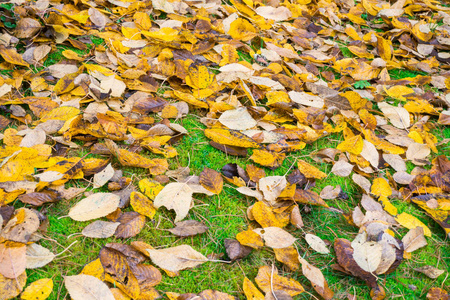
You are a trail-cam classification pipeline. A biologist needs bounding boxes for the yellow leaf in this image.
[139,179,163,200]
[255,265,304,296]
[39,106,81,123]
[385,85,415,101]
[173,90,209,108]
[395,212,432,237]
[274,246,300,271]
[297,160,326,179]
[160,105,178,119]
[21,278,53,300]
[219,44,239,66]
[185,64,214,90]
[340,91,367,111]
[371,178,392,197]
[266,91,290,106]
[379,196,398,216]
[62,49,84,61]
[229,18,257,41]
[236,230,264,249]
[141,27,179,42]
[3,128,23,146]
[376,36,393,61]
[130,191,157,219]
[337,135,364,155]
[80,258,105,280]
[252,201,289,228]
[84,63,115,77]
[0,45,29,67]
[205,128,261,148]
[243,278,264,300]
[133,11,152,30]
[250,149,286,169]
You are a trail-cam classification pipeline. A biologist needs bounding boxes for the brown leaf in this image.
[224,239,252,261]
[15,18,41,38]
[199,168,223,195]
[426,287,449,300]
[18,190,61,206]
[299,257,334,300]
[168,220,208,237]
[115,212,146,239]
[414,265,445,279]
[82,221,121,239]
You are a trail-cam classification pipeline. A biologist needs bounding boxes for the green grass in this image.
[21,113,450,300]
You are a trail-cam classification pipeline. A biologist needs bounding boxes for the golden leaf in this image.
[0,45,29,67]
[21,278,53,300]
[371,178,392,197]
[395,212,432,237]
[297,160,326,179]
[252,201,289,228]
[130,192,157,219]
[250,149,285,169]
[139,179,163,200]
[80,259,105,281]
[229,18,257,41]
[385,86,414,101]
[199,167,223,194]
[337,135,364,155]
[186,66,215,91]
[255,265,304,296]
[205,128,260,148]
[236,230,264,249]
[243,277,264,300]
[274,246,300,271]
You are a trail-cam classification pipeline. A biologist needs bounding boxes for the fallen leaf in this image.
[167,220,208,237]
[199,168,223,195]
[21,278,53,300]
[82,221,121,239]
[414,265,445,279]
[147,245,208,273]
[255,265,304,296]
[402,227,428,253]
[65,274,115,300]
[153,182,193,222]
[69,193,120,221]
[254,227,296,249]
[26,243,56,269]
[305,234,330,254]
[224,239,252,261]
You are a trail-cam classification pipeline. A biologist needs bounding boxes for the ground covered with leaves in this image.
[0,0,450,299]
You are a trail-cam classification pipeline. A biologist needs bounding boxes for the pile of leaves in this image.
[0,0,450,298]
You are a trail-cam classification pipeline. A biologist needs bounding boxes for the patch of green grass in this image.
[90,35,105,46]
[388,69,427,80]
[339,46,355,58]
[238,50,253,64]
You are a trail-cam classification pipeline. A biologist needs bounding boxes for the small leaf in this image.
[167,220,208,237]
[199,168,223,195]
